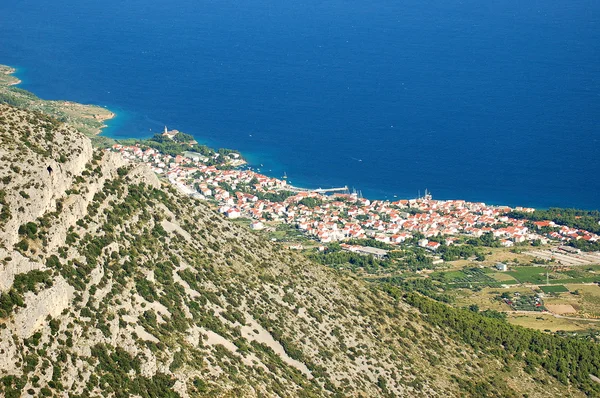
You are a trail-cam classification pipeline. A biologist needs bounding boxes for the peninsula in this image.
[0,65,114,140]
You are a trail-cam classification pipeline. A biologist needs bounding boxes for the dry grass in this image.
[545,304,577,314]
[453,284,600,332]
[566,284,600,317]
[444,259,472,269]
[507,313,600,332]
[539,284,600,319]
[483,247,540,265]
[491,272,518,282]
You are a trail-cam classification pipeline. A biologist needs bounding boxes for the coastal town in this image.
[107,130,600,255]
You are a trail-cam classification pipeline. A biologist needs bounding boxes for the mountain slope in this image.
[0,104,580,397]
[0,65,114,142]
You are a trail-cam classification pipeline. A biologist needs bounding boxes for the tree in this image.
[172,132,194,143]
[18,222,37,239]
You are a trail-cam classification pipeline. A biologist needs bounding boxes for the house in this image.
[445,237,458,246]
[390,234,407,244]
[426,241,441,251]
[533,221,556,229]
[341,244,388,259]
[250,221,264,230]
[218,205,231,214]
[374,234,390,244]
[513,234,526,243]
[226,208,241,219]
[496,262,508,272]
[558,245,580,254]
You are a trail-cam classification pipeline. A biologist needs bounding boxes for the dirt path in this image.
[506,310,600,322]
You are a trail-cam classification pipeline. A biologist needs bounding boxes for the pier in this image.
[284,185,350,194]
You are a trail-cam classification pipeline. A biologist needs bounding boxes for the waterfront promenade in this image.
[284,185,349,194]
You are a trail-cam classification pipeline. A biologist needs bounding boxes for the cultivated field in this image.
[545,304,577,315]
[540,285,569,294]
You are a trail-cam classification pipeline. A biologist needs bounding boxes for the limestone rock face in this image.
[0,105,92,248]
[0,251,43,291]
[13,276,75,338]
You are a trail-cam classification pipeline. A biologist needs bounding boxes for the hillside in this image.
[0,103,589,397]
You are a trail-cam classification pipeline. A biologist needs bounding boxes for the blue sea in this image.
[1,0,599,209]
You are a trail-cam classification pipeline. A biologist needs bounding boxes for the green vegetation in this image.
[90,344,180,397]
[0,189,10,225]
[310,241,436,275]
[568,238,600,252]
[0,66,114,140]
[509,207,600,234]
[0,270,52,318]
[540,285,569,294]
[506,294,545,312]
[431,267,502,289]
[507,266,600,285]
[119,133,198,157]
[309,249,393,273]
[507,266,551,284]
[18,222,38,239]
[438,244,485,261]
[118,133,241,165]
[386,287,600,395]
[373,276,454,303]
[345,238,396,250]
[1,97,597,397]
[465,232,501,248]
[297,197,323,208]
[267,223,307,242]
[255,190,296,203]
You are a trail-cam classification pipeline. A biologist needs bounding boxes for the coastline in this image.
[108,141,600,252]
[1,61,597,211]
[0,63,115,138]
[0,65,21,86]
[1,66,21,86]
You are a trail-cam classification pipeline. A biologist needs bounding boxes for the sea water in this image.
[1,0,598,208]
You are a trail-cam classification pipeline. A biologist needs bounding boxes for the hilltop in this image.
[0,102,597,397]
